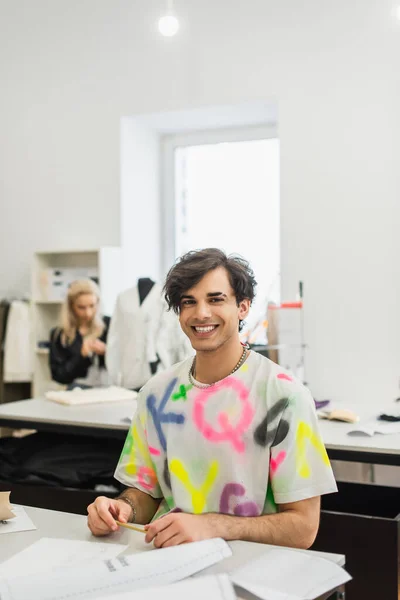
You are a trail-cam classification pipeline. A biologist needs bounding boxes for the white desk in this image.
[0,398,134,439]
[1,400,396,599]
[0,506,346,600]
[318,402,400,466]
[1,397,400,465]
[0,398,135,515]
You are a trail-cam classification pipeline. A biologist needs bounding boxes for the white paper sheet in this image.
[230,548,351,600]
[0,505,36,535]
[0,537,231,600]
[45,386,137,405]
[0,538,128,578]
[99,574,236,600]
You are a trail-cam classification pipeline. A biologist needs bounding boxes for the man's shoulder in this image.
[248,350,289,382]
[139,357,193,397]
[250,352,313,406]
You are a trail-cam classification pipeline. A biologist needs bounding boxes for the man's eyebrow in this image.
[180,292,227,300]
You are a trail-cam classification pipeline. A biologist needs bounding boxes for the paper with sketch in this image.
[230,548,351,600]
[0,537,231,600]
[0,505,36,535]
[0,537,128,578]
[99,574,236,600]
[0,492,15,521]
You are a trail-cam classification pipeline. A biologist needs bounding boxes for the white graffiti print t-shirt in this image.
[114,351,337,518]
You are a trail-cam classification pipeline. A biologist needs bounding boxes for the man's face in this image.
[178,267,250,352]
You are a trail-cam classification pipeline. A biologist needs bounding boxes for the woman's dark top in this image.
[49,316,110,385]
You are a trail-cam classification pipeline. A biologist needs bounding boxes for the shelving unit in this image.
[36,348,49,355]
[244,281,307,384]
[267,300,306,382]
[32,248,122,398]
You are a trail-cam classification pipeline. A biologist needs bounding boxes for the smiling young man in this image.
[87,248,337,548]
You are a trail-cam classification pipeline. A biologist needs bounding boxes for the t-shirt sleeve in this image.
[269,380,337,505]
[114,395,163,498]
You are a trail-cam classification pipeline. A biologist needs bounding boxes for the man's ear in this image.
[238,298,251,320]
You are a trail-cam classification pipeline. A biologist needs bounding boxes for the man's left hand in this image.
[145,513,215,548]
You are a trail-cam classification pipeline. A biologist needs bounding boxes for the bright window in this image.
[163,129,280,341]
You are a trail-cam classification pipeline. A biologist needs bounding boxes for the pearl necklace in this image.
[189,345,249,389]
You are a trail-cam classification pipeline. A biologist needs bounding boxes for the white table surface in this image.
[0,505,345,571]
[0,398,135,431]
[318,401,400,456]
[1,397,400,458]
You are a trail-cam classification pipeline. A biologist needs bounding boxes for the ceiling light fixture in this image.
[158,0,180,37]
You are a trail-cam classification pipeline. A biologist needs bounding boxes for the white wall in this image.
[0,0,399,404]
[120,119,160,288]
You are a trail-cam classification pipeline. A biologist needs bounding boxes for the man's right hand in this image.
[87,496,132,536]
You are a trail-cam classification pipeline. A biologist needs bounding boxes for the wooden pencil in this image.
[115,520,146,533]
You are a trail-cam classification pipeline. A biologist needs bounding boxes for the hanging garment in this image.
[3,301,33,382]
[0,301,10,348]
[106,281,192,390]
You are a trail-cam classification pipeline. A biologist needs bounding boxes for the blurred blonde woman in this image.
[49,279,110,388]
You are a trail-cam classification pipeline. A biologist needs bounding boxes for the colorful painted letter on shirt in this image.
[123,422,154,476]
[219,483,259,516]
[172,383,193,401]
[169,458,219,513]
[193,377,255,453]
[147,378,185,451]
[296,421,330,478]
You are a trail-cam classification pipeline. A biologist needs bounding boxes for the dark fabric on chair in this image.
[0,432,123,489]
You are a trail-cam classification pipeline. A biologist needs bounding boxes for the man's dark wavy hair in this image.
[163,248,257,332]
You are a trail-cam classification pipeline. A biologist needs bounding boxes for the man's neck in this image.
[193,339,245,385]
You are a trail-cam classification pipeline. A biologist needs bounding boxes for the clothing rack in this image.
[0,299,31,408]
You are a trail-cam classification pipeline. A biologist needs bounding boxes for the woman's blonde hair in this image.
[59,279,104,345]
